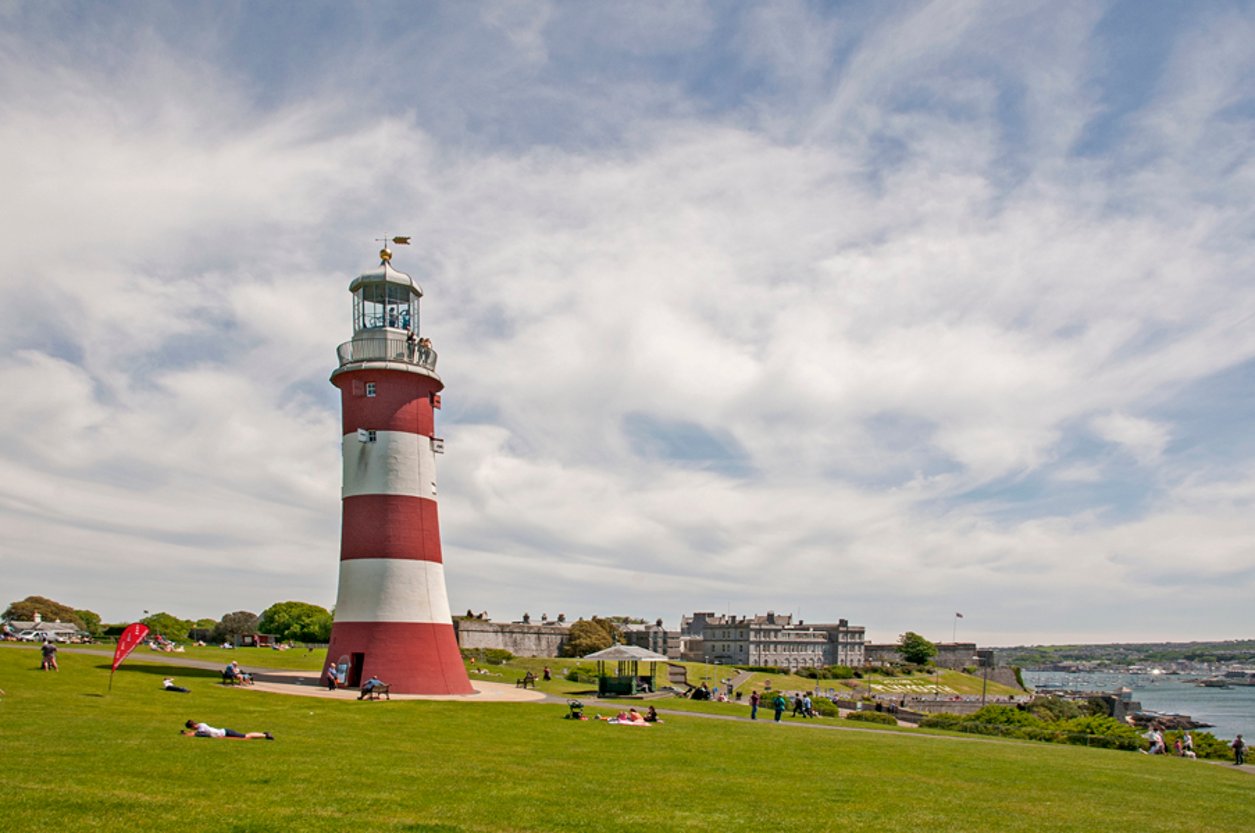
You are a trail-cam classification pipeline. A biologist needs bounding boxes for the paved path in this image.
[52,647,546,703]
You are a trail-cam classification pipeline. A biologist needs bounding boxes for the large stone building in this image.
[679,611,865,669]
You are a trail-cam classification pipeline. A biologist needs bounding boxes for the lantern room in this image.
[335,247,437,371]
[349,248,422,335]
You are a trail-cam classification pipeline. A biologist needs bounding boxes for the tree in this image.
[74,609,103,636]
[899,631,937,665]
[142,612,195,641]
[211,611,260,644]
[4,595,84,628]
[561,618,618,657]
[189,618,217,642]
[257,602,332,643]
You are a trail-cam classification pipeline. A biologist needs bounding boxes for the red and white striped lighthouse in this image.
[323,245,474,695]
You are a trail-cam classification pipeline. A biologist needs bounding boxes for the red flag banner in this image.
[111,623,150,673]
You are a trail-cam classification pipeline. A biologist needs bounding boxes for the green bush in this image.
[845,710,898,726]
[920,713,965,731]
[564,666,598,683]
[796,665,856,680]
[1026,696,1084,723]
[1054,715,1142,750]
[460,648,515,665]
[967,705,1044,728]
[810,699,839,717]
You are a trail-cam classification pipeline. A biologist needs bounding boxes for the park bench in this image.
[362,683,390,701]
[221,670,243,686]
[516,672,537,689]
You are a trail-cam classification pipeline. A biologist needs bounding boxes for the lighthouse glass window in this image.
[355,284,417,332]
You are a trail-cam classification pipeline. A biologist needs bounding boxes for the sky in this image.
[1,0,1252,646]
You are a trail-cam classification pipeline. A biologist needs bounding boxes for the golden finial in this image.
[376,235,411,264]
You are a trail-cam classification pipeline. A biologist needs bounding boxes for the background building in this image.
[679,611,865,669]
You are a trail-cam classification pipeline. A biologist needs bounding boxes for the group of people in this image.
[747,690,815,721]
[1146,727,1194,757]
[148,634,183,653]
[1145,727,1249,765]
[610,707,659,724]
[405,330,435,365]
[223,661,254,685]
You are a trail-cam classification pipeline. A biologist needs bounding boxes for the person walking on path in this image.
[749,690,760,720]
[773,693,787,722]
[1233,734,1246,766]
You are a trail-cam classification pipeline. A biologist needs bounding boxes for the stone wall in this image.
[453,619,569,658]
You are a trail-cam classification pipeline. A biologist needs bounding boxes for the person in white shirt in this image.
[182,720,272,740]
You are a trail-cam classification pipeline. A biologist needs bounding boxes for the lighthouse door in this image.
[348,653,365,688]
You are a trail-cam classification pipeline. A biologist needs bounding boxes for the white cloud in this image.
[1091,412,1171,464]
[0,2,1252,642]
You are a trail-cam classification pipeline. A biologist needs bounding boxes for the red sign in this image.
[111,622,150,672]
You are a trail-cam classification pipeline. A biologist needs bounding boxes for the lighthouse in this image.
[323,244,475,695]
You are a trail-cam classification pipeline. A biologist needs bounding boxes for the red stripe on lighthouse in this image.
[324,621,475,695]
[337,368,440,436]
[340,495,442,562]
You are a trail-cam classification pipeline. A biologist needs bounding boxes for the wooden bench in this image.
[516,673,537,689]
[362,683,390,700]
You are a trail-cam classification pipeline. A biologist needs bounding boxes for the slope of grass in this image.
[0,647,1250,833]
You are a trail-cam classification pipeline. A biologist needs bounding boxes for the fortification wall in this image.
[453,619,569,658]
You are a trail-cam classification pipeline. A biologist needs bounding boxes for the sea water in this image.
[1022,670,1254,741]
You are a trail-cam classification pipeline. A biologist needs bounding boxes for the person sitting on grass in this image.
[644,706,660,723]
[182,720,272,740]
[358,675,386,699]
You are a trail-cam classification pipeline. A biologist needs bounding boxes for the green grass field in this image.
[1,644,1250,833]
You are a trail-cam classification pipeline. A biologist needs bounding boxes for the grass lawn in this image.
[1,645,1250,833]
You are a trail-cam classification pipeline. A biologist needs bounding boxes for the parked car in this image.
[17,630,42,641]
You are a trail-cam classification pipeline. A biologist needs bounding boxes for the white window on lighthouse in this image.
[365,382,376,397]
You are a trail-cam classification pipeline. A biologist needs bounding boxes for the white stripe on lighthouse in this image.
[342,430,438,499]
[332,558,453,624]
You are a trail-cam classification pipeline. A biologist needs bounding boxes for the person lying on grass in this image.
[182,720,273,740]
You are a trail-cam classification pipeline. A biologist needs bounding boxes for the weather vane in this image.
[376,235,411,263]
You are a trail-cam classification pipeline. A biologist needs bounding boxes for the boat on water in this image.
[1223,670,1255,686]
[1197,670,1255,688]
